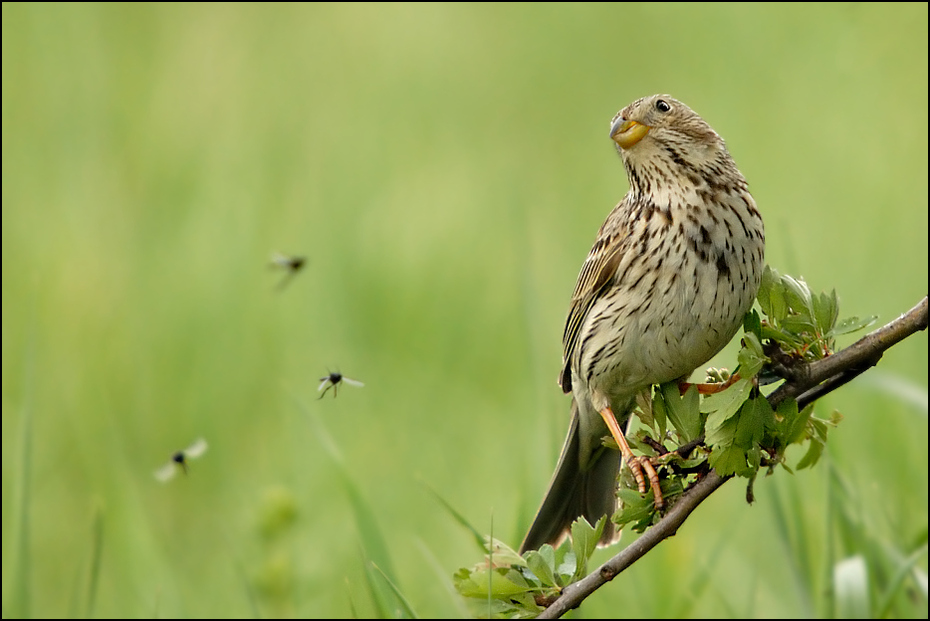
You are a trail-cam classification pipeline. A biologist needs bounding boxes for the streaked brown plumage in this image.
[520,95,765,553]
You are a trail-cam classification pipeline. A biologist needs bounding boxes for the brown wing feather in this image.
[559,224,627,393]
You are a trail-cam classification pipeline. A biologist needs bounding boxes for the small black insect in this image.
[154,438,208,482]
[270,252,307,290]
[317,372,364,399]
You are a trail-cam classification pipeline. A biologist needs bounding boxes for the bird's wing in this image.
[560,220,628,393]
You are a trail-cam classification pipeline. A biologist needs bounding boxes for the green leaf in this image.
[812,289,839,334]
[781,315,817,335]
[660,382,701,443]
[746,444,762,471]
[679,383,701,440]
[828,315,878,337]
[735,396,774,448]
[757,265,779,318]
[483,537,526,568]
[767,277,789,321]
[737,332,766,378]
[782,274,814,319]
[457,568,535,598]
[570,516,603,569]
[636,389,656,433]
[706,395,772,479]
[705,406,740,448]
[525,546,558,587]
[555,550,577,584]
[709,443,750,477]
[760,323,797,346]
[644,389,667,441]
[743,308,762,339]
[796,431,825,470]
[614,488,655,530]
[702,378,753,427]
[779,400,813,446]
[569,515,603,580]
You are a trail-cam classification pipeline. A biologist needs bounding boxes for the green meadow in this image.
[2,3,926,618]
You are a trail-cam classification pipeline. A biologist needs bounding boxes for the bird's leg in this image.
[598,407,665,510]
[679,371,742,395]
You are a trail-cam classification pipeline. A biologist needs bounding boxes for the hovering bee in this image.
[317,372,364,399]
[270,252,307,290]
[154,438,208,483]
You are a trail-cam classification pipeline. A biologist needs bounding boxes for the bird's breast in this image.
[574,188,763,402]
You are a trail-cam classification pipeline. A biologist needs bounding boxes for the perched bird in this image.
[154,438,209,482]
[317,371,364,399]
[519,95,765,553]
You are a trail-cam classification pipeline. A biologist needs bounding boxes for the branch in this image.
[538,296,928,619]
[538,470,729,619]
[769,297,929,409]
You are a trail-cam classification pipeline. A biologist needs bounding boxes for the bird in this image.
[154,438,209,482]
[519,95,765,553]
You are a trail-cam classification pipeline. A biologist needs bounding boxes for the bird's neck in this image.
[624,149,746,213]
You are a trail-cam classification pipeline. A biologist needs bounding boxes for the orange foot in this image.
[679,371,742,395]
[598,407,664,510]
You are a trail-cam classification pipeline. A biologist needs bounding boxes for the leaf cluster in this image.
[453,518,606,618]
[622,267,866,512]
[755,266,876,361]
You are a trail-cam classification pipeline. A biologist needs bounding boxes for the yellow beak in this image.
[610,118,650,149]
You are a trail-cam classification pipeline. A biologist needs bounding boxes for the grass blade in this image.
[766,476,816,616]
[289,391,407,617]
[84,506,105,618]
[414,538,472,617]
[9,338,36,619]
[420,479,486,551]
[875,543,929,617]
[370,562,417,619]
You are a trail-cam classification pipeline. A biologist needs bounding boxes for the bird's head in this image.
[609,94,737,194]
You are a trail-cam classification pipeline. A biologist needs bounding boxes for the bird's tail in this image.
[519,399,622,554]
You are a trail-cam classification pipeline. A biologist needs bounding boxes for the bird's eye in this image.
[655,99,671,113]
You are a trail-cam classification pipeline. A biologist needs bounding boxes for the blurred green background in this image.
[2,3,927,618]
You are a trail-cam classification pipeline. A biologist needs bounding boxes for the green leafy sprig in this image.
[453,518,606,618]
